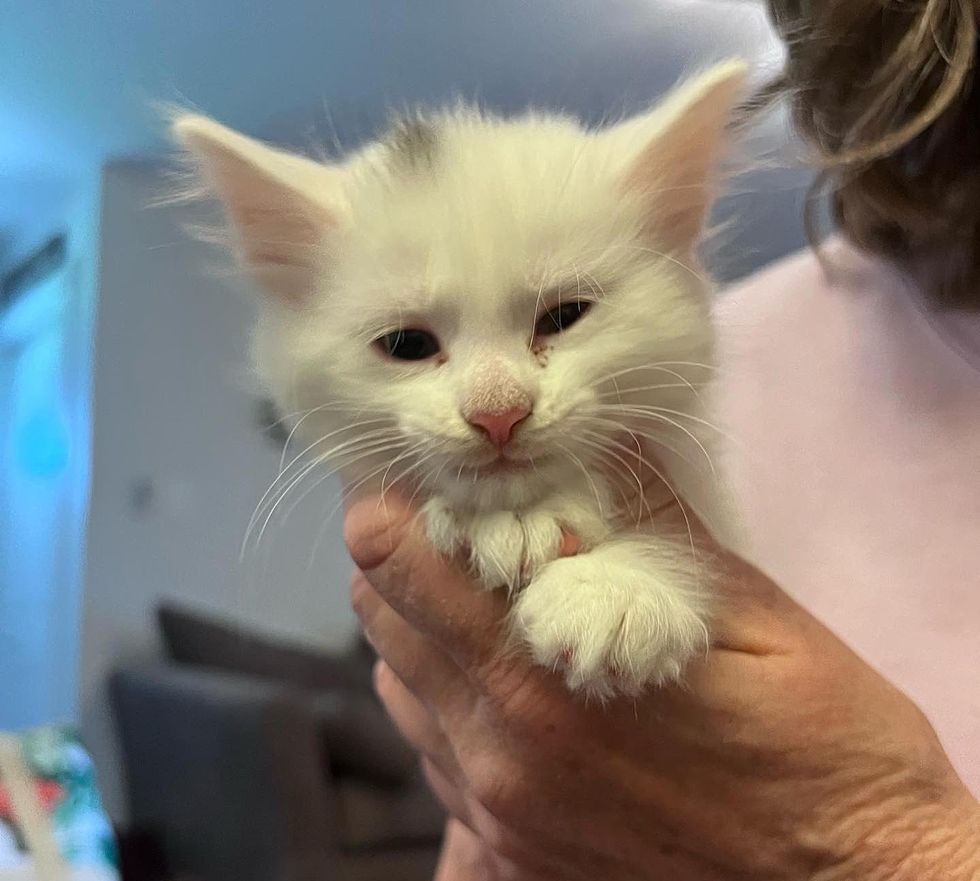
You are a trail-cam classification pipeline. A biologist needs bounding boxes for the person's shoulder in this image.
[723,245,823,298]
[710,240,891,377]
[716,239,891,322]
[716,246,823,318]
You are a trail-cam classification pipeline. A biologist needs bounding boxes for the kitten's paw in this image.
[467,510,562,591]
[513,552,709,699]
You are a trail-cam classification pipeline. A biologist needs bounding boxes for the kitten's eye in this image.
[534,300,592,337]
[376,329,441,361]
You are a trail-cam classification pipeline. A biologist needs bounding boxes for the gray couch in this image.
[110,605,444,881]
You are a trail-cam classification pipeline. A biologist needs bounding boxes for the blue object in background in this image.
[4,295,71,481]
[1,251,94,732]
[16,407,71,477]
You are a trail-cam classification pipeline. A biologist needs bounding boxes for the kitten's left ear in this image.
[172,114,340,306]
[618,60,748,253]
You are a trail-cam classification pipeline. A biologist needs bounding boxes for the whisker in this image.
[377,443,426,503]
[250,418,395,533]
[597,381,704,396]
[372,444,448,529]
[582,417,698,469]
[574,435,649,514]
[280,439,413,525]
[403,456,449,513]
[244,424,400,551]
[246,434,406,552]
[574,438,656,528]
[555,442,606,521]
[577,269,609,303]
[603,242,713,288]
[640,455,697,558]
[278,403,371,470]
[593,362,718,386]
[593,406,717,473]
[528,275,549,352]
[252,459,328,549]
[333,460,400,513]
[319,439,433,532]
[379,446,444,507]
[306,459,416,572]
[613,404,728,437]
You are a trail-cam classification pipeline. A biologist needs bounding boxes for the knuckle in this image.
[372,659,396,699]
[478,663,564,746]
[466,752,531,826]
[343,496,413,572]
[349,573,374,620]
[478,824,534,870]
[476,647,541,714]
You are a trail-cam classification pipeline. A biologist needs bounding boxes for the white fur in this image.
[173,61,748,697]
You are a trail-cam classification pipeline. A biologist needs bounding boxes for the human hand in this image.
[346,494,980,881]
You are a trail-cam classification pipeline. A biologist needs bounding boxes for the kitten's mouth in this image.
[464,453,541,477]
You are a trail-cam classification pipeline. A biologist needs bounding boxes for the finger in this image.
[373,660,463,782]
[559,532,582,557]
[706,552,808,653]
[434,820,496,881]
[345,493,522,680]
[351,570,472,711]
[422,758,474,828]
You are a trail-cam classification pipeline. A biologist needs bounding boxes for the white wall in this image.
[80,163,357,820]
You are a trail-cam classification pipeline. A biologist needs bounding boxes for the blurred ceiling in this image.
[0,0,784,267]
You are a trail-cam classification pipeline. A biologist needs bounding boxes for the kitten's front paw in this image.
[513,551,709,699]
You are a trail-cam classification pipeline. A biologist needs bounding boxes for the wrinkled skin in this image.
[346,493,980,881]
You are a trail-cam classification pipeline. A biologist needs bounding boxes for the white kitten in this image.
[173,61,747,698]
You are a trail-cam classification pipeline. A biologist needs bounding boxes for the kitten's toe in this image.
[467,512,530,590]
[517,510,564,578]
[466,510,562,590]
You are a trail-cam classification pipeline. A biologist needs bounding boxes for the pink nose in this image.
[466,407,530,449]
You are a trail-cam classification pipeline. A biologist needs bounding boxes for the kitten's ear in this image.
[172,114,338,305]
[618,60,748,253]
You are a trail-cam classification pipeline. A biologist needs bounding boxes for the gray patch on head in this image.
[387,116,439,172]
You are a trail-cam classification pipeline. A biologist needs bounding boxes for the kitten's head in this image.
[174,62,746,510]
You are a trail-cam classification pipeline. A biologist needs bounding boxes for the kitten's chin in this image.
[437,456,562,511]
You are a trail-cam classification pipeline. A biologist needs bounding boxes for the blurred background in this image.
[0,2,808,878]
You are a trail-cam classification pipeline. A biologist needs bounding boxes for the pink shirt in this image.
[716,241,980,795]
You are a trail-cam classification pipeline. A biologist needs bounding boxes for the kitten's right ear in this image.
[614,61,748,254]
[172,114,339,306]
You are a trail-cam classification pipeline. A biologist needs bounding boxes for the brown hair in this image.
[758,0,979,308]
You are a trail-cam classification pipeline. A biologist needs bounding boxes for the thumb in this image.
[344,492,513,674]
